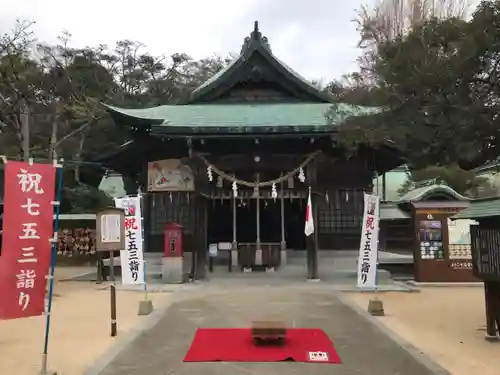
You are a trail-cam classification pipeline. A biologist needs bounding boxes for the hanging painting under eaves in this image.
[147,159,195,192]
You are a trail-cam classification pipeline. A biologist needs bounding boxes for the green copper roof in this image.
[102,22,381,135]
[380,202,411,220]
[103,102,378,134]
[452,197,500,219]
[189,21,332,104]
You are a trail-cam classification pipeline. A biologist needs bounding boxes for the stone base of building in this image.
[229,248,288,270]
[280,250,287,265]
[161,257,184,283]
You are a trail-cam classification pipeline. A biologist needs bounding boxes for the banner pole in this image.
[40,159,64,375]
[375,195,380,293]
[373,173,379,293]
[140,192,146,292]
[143,260,148,301]
[375,239,379,293]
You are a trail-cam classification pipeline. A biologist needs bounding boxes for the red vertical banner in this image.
[0,161,56,319]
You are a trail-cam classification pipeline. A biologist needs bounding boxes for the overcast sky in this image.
[0,0,481,83]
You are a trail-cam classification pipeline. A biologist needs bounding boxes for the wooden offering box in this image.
[251,320,286,345]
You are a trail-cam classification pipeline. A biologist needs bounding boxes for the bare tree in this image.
[355,0,471,83]
[35,31,107,182]
[0,20,37,160]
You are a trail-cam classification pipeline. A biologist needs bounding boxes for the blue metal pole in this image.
[41,162,64,374]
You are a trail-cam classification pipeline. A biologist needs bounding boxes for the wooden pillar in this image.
[484,280,500,340]
[232,195,237,245]
[382,173,387,201]
[231,194,238,270]
[306,160,319,280]
[312,191,319,279]
[280,178,286,250]
[256,174,261,251]
[201,198,207,278]
[254,174,262,267]
[280,178,287,267]
[191,196,198,277]
[194,195,207,280]
[306,208,314,279]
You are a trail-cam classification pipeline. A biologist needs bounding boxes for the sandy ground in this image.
[345,287,500,375]
[0,266,171,375]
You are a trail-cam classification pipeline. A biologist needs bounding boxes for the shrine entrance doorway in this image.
[206,199,233,245]
[284,198,306,251]
[235,198,257,243]
[205,190,307,273]
[206,197,283,246]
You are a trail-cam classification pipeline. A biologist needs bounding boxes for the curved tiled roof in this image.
[452,196,500,219]
[102,21,381,134]
[399,184,470,202]
[102,102,378,135]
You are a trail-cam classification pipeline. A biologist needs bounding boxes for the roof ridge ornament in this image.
[253,20,259,36]
[240,21,272,54]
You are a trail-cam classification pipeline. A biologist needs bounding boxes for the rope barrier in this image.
[193,150,321,187]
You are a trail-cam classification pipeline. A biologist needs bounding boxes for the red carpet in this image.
[184,328,341,363]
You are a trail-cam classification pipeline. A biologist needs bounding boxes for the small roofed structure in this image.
[451,197,500,341]
[399,184,470,202]
[380,184,476,282]
[380,184,469,254]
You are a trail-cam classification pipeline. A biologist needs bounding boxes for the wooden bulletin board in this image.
[96,208,125,252]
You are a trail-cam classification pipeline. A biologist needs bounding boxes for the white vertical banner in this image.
[356,193,380,288]
[115,196,145,285]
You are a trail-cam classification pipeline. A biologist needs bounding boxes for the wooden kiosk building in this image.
[96,22,403,279]
[380,184,476,282]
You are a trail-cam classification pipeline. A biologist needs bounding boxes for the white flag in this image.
[356,193,380,288]
[304,189,314,236]
[115,196,145,285]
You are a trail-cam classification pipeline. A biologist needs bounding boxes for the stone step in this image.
[103,252,392,281]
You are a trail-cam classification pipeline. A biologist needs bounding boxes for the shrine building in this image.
[95,22,403,279]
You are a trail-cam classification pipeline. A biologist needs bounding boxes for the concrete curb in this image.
[336,292,453,375]
[59,271,96,282]
[82,291,182,375]
[340,286,420,293]
[393,281,421,292]
[333,281,419,293]
[94,283,193,293]
[406,281,483,287]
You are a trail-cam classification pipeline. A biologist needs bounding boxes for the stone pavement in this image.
[91,281,448,375]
